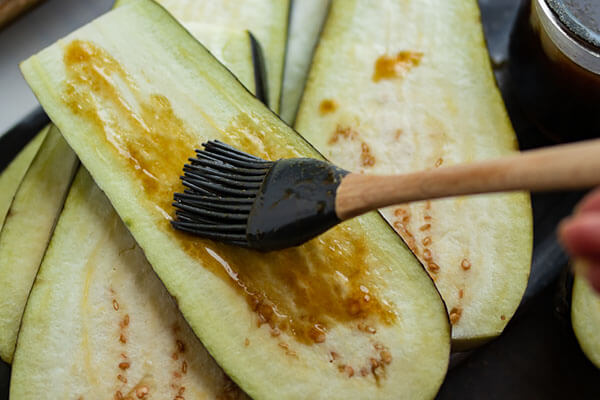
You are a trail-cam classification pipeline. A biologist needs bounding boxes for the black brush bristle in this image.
[171,140,272,246]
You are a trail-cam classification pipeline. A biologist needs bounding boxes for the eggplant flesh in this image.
[279,0,331,124]
[572,267,600,368]
[10,169,250,399]
[115,0,266,100]
[0,126,48,229]
[21,1,450,398]
[149,0,289,112]
[0,125,78,363]
[295,0,533,349]
[176,24,259,96]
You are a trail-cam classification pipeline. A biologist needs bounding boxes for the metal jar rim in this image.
[536,0,600,74]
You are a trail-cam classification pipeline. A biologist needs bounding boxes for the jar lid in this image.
[546,0,600,48]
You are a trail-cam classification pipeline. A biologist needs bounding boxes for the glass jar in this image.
[508,0,600,143]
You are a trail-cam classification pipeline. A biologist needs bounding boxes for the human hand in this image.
[559,188,600,294]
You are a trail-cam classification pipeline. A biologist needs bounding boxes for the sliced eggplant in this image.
[295,0,533,349]
[279,0,331,124]
[572,267,600,368]
[125,0,290,112]
[21,1,450,398]
[0,125,48,229]
[114,0,267,98]
[10,169,250,399]
[0,125,78,363]
[176,24,259,96]
[115,0,265,99]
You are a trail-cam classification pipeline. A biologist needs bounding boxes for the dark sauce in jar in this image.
[509,0,600,142]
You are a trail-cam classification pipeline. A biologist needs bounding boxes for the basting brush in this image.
[172,139,600,251]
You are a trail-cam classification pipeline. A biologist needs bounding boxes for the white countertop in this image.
[0,0,113,137]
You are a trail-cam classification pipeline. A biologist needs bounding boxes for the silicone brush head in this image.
[171,141,348,251]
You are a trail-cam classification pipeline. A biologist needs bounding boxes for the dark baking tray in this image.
[1,0,599,398]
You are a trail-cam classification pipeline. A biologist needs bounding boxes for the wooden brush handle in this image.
[0,0,44,28]
[335,138,600,220]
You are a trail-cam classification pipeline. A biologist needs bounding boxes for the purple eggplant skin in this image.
[249,32,269,107]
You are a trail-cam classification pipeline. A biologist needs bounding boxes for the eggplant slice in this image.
[0,125,48,229]
[117,0,290,112]
[21,1,450,398]
[175,24,260,97]
[279,0,331,124]
[295,0,533,349]
[0,125,78,363]
[11,169,250,399]
[572,268,600,368]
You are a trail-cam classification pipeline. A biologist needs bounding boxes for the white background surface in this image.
[0,0,113,137]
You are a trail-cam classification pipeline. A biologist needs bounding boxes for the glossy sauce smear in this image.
[62,40,396,346]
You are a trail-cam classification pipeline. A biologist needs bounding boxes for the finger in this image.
[576,187,600,215]
[559,214,600,258]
